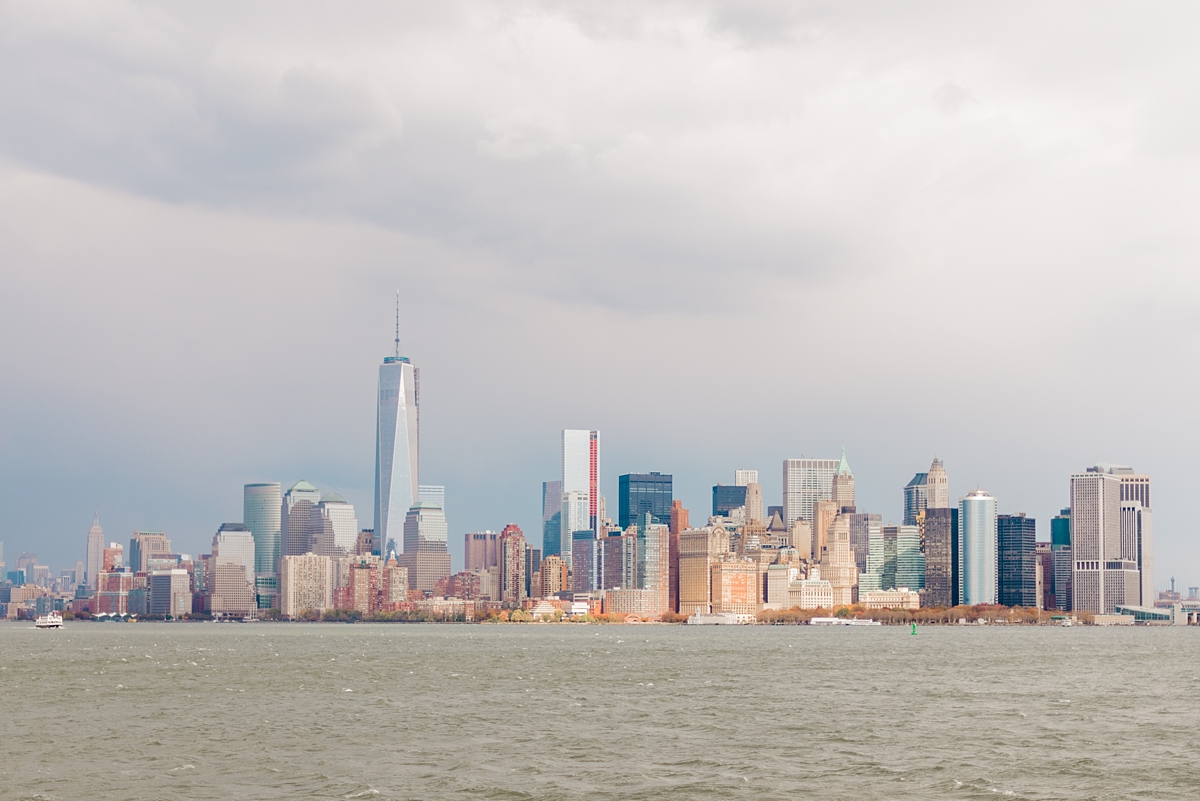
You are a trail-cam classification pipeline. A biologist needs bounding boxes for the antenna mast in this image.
[394,288,401,358]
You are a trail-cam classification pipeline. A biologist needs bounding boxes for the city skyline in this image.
[2,4,1198,589]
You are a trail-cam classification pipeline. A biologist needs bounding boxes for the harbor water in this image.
[1,622,1196,800]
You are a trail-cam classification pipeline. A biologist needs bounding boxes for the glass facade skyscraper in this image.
[244,482,281,609]
[782,458,839,525]
[375,345,419,559]
[959,490,998,605]
[997,513,1037,607]
[619,473,673,528]
[712,484,748,518]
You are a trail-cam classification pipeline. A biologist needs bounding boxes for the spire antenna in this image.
[394,288,401,358]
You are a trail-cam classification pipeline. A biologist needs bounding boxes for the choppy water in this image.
[1,622,1197,800]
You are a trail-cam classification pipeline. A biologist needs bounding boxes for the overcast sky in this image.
[2,2,1199,590]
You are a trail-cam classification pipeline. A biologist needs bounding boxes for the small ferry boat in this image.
[35,611,63,629]
[809,617,881,626]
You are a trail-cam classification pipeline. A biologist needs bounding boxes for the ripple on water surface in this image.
[0,623,1196,800]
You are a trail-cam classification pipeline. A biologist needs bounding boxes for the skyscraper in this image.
[959,490,998,605]
[619,473,673,528]
[375,298,420,558]
[541,480,562,558]
[210,524,256,618]
[311,494,359,556]
[637,520,670,617]
[465,531,499,572]
[128,531,172,574]
[926,458,950,509]
[418,485,445,512]
[668,500,688,613]
[560,490,590,571]
[281,480,321,558]
[1071,468,1122,614]
[903,473,928,526]
[859,525,922,593]
[244,482,282,609]
[498,524,527,605]
[997,513,1037,607]
[923,507,959,608]
[782,457,839,525]
[562,429,598,530]
[712,484,748,517]
[744,483,764,524]
[1120,502,1153,606]
[400,501,450,592]
[86,513,104,588]
[734,469,758,487]
[831,447,855,511]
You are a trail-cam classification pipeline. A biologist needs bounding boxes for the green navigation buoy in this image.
[911,622,917,635]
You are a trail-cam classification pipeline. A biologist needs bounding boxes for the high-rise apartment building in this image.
[712,484,748,517]
[923,507,959,608]
[541,480,562,558]
[375,307,420,559]
[281,480,321,558]
[831,448,855,511]
[1071,468,1122,614]
[400,501,451,592]
[782,457,839,525]
[997,513,1037,607]
[464,531,499,572]
[128,531,172,574]
[560,490,590,571]
[562,429,598,531]
[904,473,928,526]
[926,458,950,509]
[959,490,997,605]
[618,473,673,528]
[244,482,282,609]
[637,522,670,616]
[539,554,568,597]
[86,513,104,588]
[601,529,638,591]
[733,470,758,487]
[310,494,359,557]
[280,553,333,619]
[499,524,527,606]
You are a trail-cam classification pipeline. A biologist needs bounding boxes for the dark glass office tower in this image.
[998,513,1037,607]
[923,507,959,607]
[618,473,673,529]
[711,484,748,517]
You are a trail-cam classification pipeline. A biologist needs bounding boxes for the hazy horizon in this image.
[2,2,1198,589]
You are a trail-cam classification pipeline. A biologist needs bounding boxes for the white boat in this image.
[809,617,881,626]
[35,611,63,629]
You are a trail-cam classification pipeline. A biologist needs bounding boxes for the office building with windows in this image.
[904,473,928,526]
[311,494,359,557]
[712,484,748,518]
[375,307,420,560]
[244,482,281,608]
[400,502,451,592]
[782,458,839,525]
[959,490,998,605]
[923,507,958,607]
[541,480,562,558]
[619,473,673,528]
[1071,468,1123,614]
[997,513,1037,607]
[281,480,321,559]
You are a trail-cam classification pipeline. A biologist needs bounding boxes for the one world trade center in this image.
[374,297,419,559]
